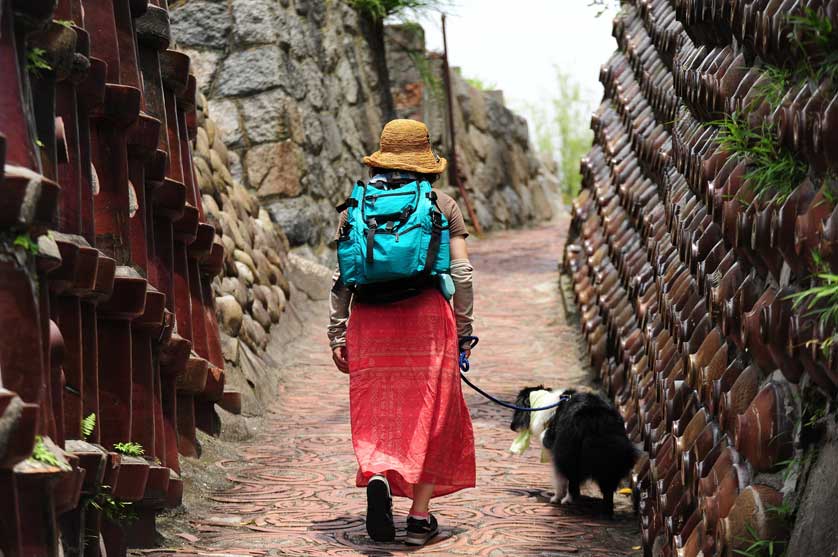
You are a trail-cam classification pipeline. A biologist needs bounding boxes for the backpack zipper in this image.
[367,191,416,206]
[374,223,421,243]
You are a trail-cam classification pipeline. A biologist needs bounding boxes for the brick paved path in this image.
[148,221,640,557]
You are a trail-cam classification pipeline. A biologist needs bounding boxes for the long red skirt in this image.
[346,288,476,499]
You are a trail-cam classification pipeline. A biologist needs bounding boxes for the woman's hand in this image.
[332,346,349,374]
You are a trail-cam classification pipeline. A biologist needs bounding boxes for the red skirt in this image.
[346,288,476,499]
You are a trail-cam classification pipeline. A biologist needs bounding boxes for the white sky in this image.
[411,0,618,133]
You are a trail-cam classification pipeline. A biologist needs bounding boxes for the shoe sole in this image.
[366,479,395,542]
[404,527,439,546]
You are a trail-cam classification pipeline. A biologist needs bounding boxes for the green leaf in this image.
[113,441,144,457]
[14,234,40,255]
[26,47,52,75]
[81,413,96,440]
[31,435,61,467]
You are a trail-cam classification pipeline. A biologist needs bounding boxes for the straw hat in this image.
[362,119,447,175]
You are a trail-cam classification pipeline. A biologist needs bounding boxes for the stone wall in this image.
[170,0,560,253]
[385,24,560,230]
[192,93,336,425]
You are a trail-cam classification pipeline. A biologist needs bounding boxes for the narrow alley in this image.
[144,221,640,557]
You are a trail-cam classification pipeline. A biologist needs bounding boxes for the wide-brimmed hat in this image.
[362,119,447,175]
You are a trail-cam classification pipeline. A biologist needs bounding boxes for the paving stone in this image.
[147,222,640,556]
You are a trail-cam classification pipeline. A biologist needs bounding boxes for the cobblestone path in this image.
[148,221,640,557]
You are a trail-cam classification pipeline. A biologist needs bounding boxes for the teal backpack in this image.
[336,179,451,292]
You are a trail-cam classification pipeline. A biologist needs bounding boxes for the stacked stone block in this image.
[0,0,233,554]
[565,2,837,556]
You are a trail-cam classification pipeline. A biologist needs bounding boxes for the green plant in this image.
[752,66,792,110]
[787,8,838,83]
[543,69,596,202]
[734,523,787,557]
[787,273,838,326]
[347,0,448,20]
[711,114,807,202]
[26,47,51,76]
[82,488,138,525]
[81,413,96,440]
[113,441,144,457]
[53,19,74,29]
[464,76,497,92]
[407,50,443,101]
[31,435,61,467]
[518,71,596,202]
[14,233,40,255]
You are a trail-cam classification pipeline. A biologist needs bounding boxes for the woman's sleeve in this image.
[450,258,474,340]
[328,265,352,348]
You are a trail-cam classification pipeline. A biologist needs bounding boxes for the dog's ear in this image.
[510,388,534,432]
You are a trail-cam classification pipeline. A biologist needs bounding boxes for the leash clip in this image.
[458,335,479,372]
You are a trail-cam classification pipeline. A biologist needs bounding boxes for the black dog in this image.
[510,387,637,516]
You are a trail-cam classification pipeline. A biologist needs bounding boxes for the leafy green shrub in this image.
[525,69,594,203]
[113,441,144,457]
[711,114,807,203]
[82,488,138,525]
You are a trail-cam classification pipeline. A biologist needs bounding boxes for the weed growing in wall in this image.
[81,413,96,440]
[31,435,61,467]
[25,47,51,76]
[113,441,145,457]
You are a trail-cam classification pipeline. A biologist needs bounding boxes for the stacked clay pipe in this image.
[0,0,234,554]
[565,1,838,556]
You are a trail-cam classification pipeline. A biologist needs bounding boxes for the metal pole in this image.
[441,14,483,237]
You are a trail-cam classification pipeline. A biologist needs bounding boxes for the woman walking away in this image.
[328,119,476,546]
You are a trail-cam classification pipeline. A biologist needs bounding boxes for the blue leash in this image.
[458,336,569,412]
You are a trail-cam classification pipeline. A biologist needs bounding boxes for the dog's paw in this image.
[560,493,574,505]
[549,494,560,504]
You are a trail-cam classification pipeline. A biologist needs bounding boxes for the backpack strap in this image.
[423,209,444,275]
[335,181,364,213]
[365,218,377,264]
[335,198,358,213]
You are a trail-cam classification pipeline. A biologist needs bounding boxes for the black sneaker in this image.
[366,475,395,542]
[405,514,439,546]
